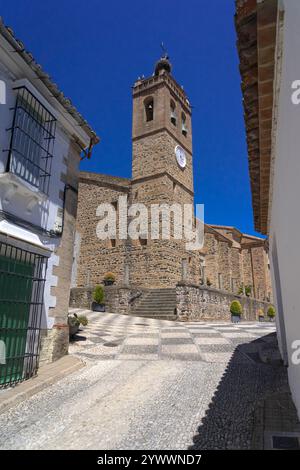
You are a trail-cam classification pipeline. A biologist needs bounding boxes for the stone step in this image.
[147,288,176,291]
[133,305,176,312]
[132,313,177,321]
[133,307,176,314]
[137,295,176,300]
[133,311,176,317]
[134,300,176,306]
[130,288,177,321]
[135,301,176,307]
[145,295,176,299]
[145,291,176,295]
[138,302,176,307]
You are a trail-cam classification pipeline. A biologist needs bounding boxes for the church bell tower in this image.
[131,53,194,207]
[127,53,198,289]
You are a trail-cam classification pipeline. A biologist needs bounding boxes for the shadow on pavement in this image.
[189,333,288,450]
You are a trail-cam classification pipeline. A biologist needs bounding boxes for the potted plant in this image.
[68,313,88,337]
[230,300,243,323]
[257,308,265,322]
[92,284,106,312]
[103,272,116,286]
[238,284,252,297]
[267,305,276,321]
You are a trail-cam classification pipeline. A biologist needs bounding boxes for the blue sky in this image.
[1,0,262,236]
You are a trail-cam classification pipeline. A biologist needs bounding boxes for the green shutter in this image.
[0,255,34,385]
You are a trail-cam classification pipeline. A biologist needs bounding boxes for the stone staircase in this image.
[130,288,177,321]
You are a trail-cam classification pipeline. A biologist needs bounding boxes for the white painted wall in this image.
[269,0,300,418]
[0,49,77,329]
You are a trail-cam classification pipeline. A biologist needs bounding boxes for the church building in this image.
[71,54,272,320]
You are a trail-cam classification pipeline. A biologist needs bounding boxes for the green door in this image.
[0,255,34,385]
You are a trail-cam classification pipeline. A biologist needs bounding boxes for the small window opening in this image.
[218,273,223,290]
[170,100,177,126]
[181,112,188,136]
[139,237,147,246]
[144,97,154,122]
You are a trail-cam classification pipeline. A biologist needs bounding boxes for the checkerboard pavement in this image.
[69,309,276,364]
[0,311,281,450]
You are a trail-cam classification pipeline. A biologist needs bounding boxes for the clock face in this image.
[175,145,186,169]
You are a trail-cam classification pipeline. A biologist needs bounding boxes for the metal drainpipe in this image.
[58,183,78,235]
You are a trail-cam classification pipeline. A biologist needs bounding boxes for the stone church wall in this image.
[74,171,202,290]
[75,175,130,288]
[200,230,271,302]
[229,247,243,293]
[251,245,270,300]
[176,283,271,322]
[74,173,272,300]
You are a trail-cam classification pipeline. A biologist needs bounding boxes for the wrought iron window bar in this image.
[5,86,56,195]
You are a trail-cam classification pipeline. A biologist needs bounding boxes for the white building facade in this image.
[236,0,300,418]
[0,18,98,387]
[268,0,300,418]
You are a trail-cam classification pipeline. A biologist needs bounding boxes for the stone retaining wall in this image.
[70,284,271,322]
[70,285,143,314]
[69,287,94,309]
[176,283,271,322]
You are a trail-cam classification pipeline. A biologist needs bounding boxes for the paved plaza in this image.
[68,310,277,363]
[0,312,287,450]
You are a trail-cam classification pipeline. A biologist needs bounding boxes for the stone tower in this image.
[132,54,194,207]
[127,54,199,288]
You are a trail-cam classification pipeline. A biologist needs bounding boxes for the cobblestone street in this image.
[0,312,286,450]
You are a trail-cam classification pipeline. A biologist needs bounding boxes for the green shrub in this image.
[267,305,276,318]
[68,314,88,327]
[257,308,264,318]
[238,284,252,297]
[230,300,243,316]
[104,272,116,282]
[77,315,88,326]
[93,284,105,304]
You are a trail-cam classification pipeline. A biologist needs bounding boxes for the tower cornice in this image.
[131,171,194,197]
[133,72,191,113]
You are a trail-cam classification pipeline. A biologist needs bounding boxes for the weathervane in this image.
[160,42,168,59]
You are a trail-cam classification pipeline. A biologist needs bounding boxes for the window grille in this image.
[6,86,56,194]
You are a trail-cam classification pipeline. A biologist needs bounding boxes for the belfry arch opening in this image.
[170,99,177,126]
[144,97,154,122]
[181,112,188,136]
